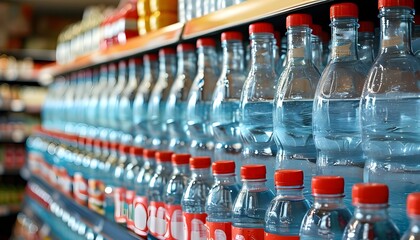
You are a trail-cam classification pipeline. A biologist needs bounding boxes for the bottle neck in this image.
[117,67,127,86]
[221,40,245,73]
[330,17,359,62]
[242,179,268,191]
[408,215,420,229]
[286,26,313,65]
[197,46,219,73]
[191,168,211,179]
[213,173,237,185]
[173,164,190,175]
[379,7,413,54]
[177,51,197,78]
[155,161,172,175]
[313,194,346,209]
[128,64,142,85]
[250,33,276,71]
[159,54,177,79]
[108,68,117,85]
[354,203,390,222]
[276,186,305,200]
[144,158,156,168]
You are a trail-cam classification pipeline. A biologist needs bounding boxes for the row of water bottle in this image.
[26,130,420,240]
[40,0,420,234]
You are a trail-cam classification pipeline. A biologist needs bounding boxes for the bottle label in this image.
[383,36,403,48]
[125,190,135,230]
[231,226,264,240]
[148,201,167,239]
[164,204,184,240]
[58,168,73,197]
[265,232,300,239]
[291,47,305,58]
[114,187,126,223]
[73,172,88,206]
[332,43,351,58]
[88,179,105,215]
[133,195,149,237]
[206,221,231,240]
[183,212,207,240]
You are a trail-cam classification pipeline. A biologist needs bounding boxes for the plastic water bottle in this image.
[313,2,369,208]
[239,22,278,191]
[311,24,325,73]
[125,146,143,231]
[401,192,420,240]
[205,160,240,239]
[113,144,130,225]
[133,54,159,148]
[181,156,212,240]
[164,154,191,240]
[300,176,352,239]
[211,31,246,177]
[343,183,400,240]
[87,139,107,216]
[148,48,177,150]
[147,151,173,239]
[216,0,244,10]
[232,164,275,239]
[360,0,420,232]
[273,13,320,199]
[358,21,375,67]
[97,63,117,142]
[86,66,107,139]
[186,38,220,158]
[166,43,197,153]
[132,149,156,237]
[264,169,311,238]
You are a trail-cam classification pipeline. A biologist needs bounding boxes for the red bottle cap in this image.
[241,165,266,180]
[156,151,174,162]
[311,24,322,37]
[275,170,303,187]
[249,22,274,34]
[212,160,235,174]
[286,14,313,28]
[190,157,211,169]
[177,43,195,52]
[221,31,243,41]
[102,141,110,149]
[407,192,420,215]
[144,53,158,62]
[159,47,176,55]
[108,62,117,72]
[378,0,414,9]
[129,146,143,156]
[172,154,191,165]
[330,3,359,19]
[78,136,87,146]
[352,183,389,204]
[359,21,374,32]
[143,149,156,159]
[128,57,143,66]
[119,144,131,154]
[197,38,216,47]
[118,59,127,70]
[312,176,344,195]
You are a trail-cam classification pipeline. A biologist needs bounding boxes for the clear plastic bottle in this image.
[401,192,420,240]
[125,146,143,231]
[164,154,191,240]
[133,54,159,148]
[166,43,197,153]
[148,48,177,150]
[181,156,213,240]
[205,160,241,239]
[358,21,375,68]
[113,144,131,225]
[313,3,369,208]
[265,169,311,239]
[239,22,278,191]
[97,63,117,142]
[216,0,243,10]
[273,13,320,200]
[132,149,156,237]
[232,164,275,239]
[300,176,353,239]
[87,139,107,216]
[211,31,246,177]
[186,38,220,158]
[343,183,400,240]
[146,151,173,239]
[360,0,420,232]
[311,23,325,73]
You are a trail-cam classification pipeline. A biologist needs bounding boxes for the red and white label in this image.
[133,195,148,237]
[231,226,265,240]
[206,221,231,240]
[88,179,105,215]
[58,168,72,197]
[183,213,207,240]
[164,204,184,240]
[265,232,300,239]
[148,201,167,239]
[73,172,88,206]
[125,190,135,230]
[114,187,126,223]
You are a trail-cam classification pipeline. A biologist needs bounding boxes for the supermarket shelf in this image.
[39,22,184,79]
[0,135,29,144]
[0,204,21,217]
[0,78,41,86]
[0,49,56,62]
[26,176,140,240]
[182,0,331,39]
